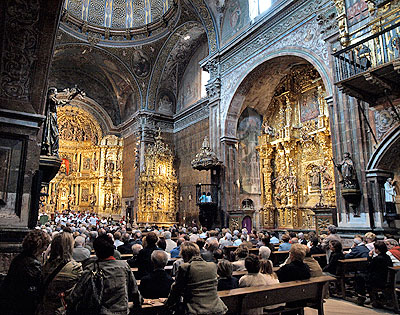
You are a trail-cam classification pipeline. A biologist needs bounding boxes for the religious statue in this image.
[262,121,275,136]
[333,152,358,189]
[158,95,173,114]
[41,87,84,157]
[89,193,97,206]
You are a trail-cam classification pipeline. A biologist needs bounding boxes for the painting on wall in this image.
[345,0,368,27]
[221,0,250,45]
[299,88,320,122]
[237,107,263,194]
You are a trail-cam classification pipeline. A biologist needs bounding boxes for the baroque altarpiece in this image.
[137,132,178,225]
[43,106,123,216]
[257,66,336,230]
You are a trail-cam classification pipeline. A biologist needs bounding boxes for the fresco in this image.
[299,88,320,122]
[237,107,263,194]
[221,0,250,45]
[345,0,368,27]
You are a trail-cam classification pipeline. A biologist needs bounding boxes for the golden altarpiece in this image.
[257,66,336,230]
[43,106,123,217]
[137,132,178,225]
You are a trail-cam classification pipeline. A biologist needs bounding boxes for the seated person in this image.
[259,259,278,280]
[232,245,249,271]
[72,235,91,262]
[239,254,282,314]
[201,238,219,262]
[276,244,311,282]
[304,247,323,277]
[385,238,400,266]
[323,240,344,275]
[217,259,239,291]
[127,244,143,268]
[309,237,324,255]
[139,250,174,298]
[278,234,292,251]
[205,192,212,202]
[344,237,369,259]
[355,240,393,308]
[170,238,184,258]
[199,192,206,203]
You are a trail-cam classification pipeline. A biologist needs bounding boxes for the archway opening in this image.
[230,56,336,230]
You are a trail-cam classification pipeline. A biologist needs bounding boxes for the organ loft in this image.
[1,0,400,268]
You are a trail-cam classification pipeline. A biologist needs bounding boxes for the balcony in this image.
[333,21,400,105]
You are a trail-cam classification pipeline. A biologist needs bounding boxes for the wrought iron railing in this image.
[333,21,400,82]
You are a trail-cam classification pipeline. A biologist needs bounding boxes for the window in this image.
[201,70,210,98]
[249,0,272,20]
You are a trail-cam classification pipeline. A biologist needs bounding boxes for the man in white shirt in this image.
[385,178,397,214]
[163,231,177,253]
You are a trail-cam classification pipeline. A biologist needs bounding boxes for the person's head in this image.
[206,238,219,252]
[214,248,224,261]
[298,232,304,239]
[289,243,307,262]
[146,232,158,247]
[291,237,299,244]
[196,238,205,249]
[217,259,233,278]
[157,238,167,251]
[74,235,86,247]
[49,232,74,262]
[180,242,200,262]
[289,232,297,239]
[385,238,399,250]
[311,237,319,247]
[245,254,260,273]
[93,234,114,259]
[388,177,393,183]
[235,245,249,259]
[151,250,168,270]
[374,240,388,255]
[22,229,51,258]
[282,234,290,243]
[329,240,342,253]
[261,236,270,246]
[353,237,363,246]
[259,246,271,260]
[122,232,130,243]
[327,225,337,235]
[163,231,172,240]
[260,259,273,275]
[114,231,121,240]
[176,237,185,246]
[364,232,376,244]
[131,243,143,255]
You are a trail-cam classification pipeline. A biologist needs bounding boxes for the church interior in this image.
[1,0,400,312]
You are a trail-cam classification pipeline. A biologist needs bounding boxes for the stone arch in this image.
[222,48,333,138]
[367,124,400,172]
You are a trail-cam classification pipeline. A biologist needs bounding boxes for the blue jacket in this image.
[344,244,370,259]
[170,246,181,258]
[278,242,292,251]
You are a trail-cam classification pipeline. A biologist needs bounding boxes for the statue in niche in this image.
[158,95,173,114]
[132,50,150,78]
[309,166,321,190]
[288,176,298,195]
[89,193,97,206]
[334,152,358,189]
[262,121,275,136]
[41,87,84,157]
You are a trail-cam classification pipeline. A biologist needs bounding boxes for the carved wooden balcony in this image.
[333,21,400,105]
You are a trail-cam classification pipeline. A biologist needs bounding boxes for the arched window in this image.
[249,0,272,20]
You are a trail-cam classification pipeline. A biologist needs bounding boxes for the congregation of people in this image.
[1,212,400,314]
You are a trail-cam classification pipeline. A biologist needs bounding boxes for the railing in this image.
[334,21,400,82]
[195,184,219,206]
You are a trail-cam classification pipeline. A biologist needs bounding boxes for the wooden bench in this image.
[271,251,289,266]
[219,275,335,315]
[131,276,335,315]
[335,258,368,298]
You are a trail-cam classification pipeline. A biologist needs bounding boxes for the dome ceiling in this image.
[64,0,174,29]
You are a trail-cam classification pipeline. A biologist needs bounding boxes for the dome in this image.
[64,0,174,29]
[61,0,179,45]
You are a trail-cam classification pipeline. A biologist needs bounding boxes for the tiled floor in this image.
[304,298,394,314]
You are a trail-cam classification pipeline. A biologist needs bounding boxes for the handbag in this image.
[66,261,104,315]
[168,263,191,315]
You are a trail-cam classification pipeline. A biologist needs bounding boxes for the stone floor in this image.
[305,298,394,314]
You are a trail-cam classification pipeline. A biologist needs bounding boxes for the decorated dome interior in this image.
[64,0,174,29]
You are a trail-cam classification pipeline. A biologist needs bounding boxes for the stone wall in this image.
[174,119,210,224]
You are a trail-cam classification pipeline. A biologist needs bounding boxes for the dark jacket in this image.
[0,252,42,315]
[166,256,228,315]
[277,260,311,283]
[344,244,369,259]
[217,277,239,291]
[117,241,134,254]
[323,251,344,275]
[310,245,324,255]
[67,259,141,314]
[136,246,160,279]
[139,269,174,298]
[368,253,393,288]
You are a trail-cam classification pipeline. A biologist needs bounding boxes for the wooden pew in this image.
[388,266,400,313]
[131,276,335,315]
[219,276,335,315]
[335,258,368,298]
[271,251,289,266]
